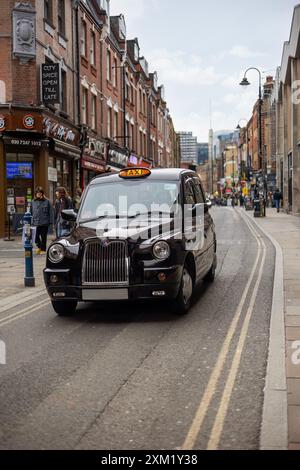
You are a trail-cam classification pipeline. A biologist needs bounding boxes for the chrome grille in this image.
[82,239,129,286]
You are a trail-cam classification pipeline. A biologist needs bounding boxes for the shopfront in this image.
[0,107,81,237]
[81,137,107,188]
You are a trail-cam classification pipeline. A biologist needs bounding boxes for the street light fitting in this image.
[240,77,251,87]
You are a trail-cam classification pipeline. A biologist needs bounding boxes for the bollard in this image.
[23,211,35,287]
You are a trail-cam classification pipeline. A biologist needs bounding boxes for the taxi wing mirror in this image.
[61,210,77,222]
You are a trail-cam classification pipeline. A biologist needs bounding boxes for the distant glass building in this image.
[177,132,197,164]
[197,143,209,165]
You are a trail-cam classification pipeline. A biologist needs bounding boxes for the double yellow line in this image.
[182,212,267,450]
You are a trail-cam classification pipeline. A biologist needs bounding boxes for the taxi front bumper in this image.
[44,266,183,301]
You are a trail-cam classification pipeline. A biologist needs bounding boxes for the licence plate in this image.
[82,289,129,301]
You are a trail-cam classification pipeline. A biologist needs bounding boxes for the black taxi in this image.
[44,168,217,316]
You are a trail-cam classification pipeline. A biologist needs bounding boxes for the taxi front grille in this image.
[82,240,129,286]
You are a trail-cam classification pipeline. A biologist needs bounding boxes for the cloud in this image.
[228,45,267,59]
[148,49,224,87]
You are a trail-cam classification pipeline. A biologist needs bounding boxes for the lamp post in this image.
[240,67,267,216]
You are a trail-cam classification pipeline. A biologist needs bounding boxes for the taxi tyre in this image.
[52,300,78,316]
[173,263,194,315]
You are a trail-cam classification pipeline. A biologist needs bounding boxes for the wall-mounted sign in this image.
[48,167,58,182]
[4,137,42,147]
[41,63,60,103]
[108,148,128,169]
[23,115,35,129]
[0,116,6,132]
[43,117,78,144]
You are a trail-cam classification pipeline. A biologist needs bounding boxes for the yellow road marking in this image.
[182,212,263,450]
[207,217,267,449]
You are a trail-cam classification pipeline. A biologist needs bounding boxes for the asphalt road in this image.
[0,207,275,450]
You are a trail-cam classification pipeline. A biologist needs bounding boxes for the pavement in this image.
[0,237,47,300]
[243,208,300,450]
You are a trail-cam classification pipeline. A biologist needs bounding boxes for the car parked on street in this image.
[44,168,217,316]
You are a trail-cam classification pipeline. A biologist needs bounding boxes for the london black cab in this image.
[44,168,217,316]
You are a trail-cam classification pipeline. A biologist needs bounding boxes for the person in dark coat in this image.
[54,187,73,237]
[273,189,283,213]
[30,187,53,254]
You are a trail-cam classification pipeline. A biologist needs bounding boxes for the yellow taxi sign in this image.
[119,168,151,179]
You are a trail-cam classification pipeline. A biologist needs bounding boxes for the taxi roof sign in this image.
[119,168,151,179]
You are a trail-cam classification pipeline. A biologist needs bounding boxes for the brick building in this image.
[0,0,80,238]
[0,0,179,238]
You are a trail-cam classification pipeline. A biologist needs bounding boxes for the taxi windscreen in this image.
[79,180,180,221]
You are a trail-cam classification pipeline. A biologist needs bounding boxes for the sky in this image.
[110,0,298,142]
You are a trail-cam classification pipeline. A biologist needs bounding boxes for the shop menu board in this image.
[6,162,33,179]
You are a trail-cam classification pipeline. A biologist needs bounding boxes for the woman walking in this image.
[31,187,53,255]
[54,187,73,238]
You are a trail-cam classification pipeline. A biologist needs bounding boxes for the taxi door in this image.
[183,175,207,282]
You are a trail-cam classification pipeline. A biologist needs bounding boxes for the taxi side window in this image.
[193,178,205,204]
[184,177,197,205]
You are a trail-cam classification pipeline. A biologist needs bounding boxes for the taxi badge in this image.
[119,168,151,179]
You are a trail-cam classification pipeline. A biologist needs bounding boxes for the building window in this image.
[107,50,111,81]
[107,107,112,138]
[81,21,87,57]
[91,95,97,130]
[114,112,118,140]
[112,58,117,87]
[61,70,67,112]
[44,0,52,22]
[57,0,65,36]
[90,31,96,66]
[82,88,88,124]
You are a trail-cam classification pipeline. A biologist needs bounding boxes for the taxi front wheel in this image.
[172,265,193,315]
[51,300,77,316]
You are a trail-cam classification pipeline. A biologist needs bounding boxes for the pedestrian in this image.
[54,187,73,238]
[30,187,53,255]
[239,194,245,207]
[73,187,82,213]
[231,194,236,208]
[273,188,283,213]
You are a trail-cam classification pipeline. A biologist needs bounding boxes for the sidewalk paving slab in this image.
[246,208,300,449]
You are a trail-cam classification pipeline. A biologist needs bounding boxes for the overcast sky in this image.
[110,0,297,141]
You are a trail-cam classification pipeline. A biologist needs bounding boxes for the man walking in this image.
[273,188,283,213]
[30,187,53,254]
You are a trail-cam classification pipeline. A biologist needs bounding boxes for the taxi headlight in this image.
[153,241,170,260]
[49,244,65,263]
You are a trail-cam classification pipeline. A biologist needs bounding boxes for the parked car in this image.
[44,168,217,316]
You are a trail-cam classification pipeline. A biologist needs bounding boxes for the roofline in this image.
[280,4,300,84]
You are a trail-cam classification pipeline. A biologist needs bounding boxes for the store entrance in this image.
[5,152,34,234]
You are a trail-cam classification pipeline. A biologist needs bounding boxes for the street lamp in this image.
[240,67,267,216]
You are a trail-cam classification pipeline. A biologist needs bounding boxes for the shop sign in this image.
[108,149,128,169]
[23,115,35,130]
[4,137,42,147]
[43,117,77,144]
[48,167,58,182]
[84,138,106,160]
[41,63,60,104]
[0,116,6,132]
[82,160,105,172]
